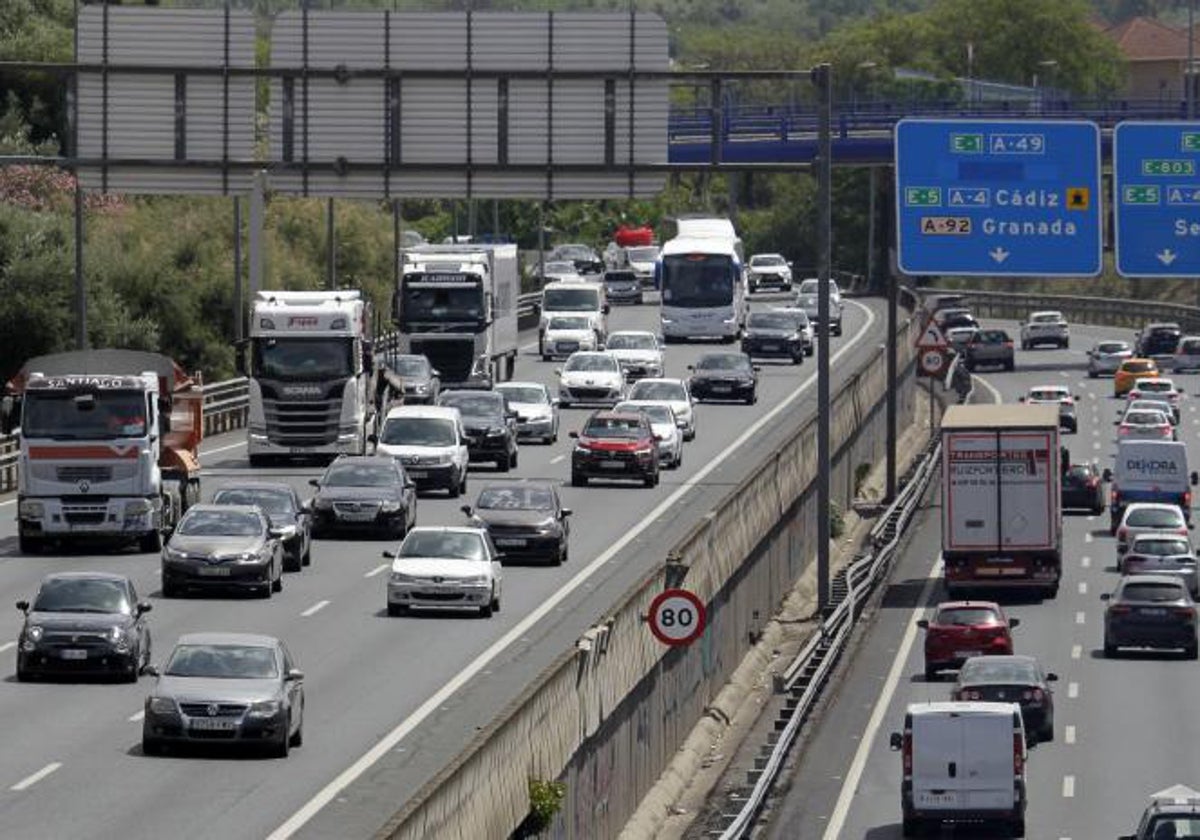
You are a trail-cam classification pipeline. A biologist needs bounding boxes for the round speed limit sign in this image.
[647,589,707,646]
[920,349,946,375]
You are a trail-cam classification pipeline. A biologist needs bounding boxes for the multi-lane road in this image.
[766,318,1196,839]
[0,297,886,840]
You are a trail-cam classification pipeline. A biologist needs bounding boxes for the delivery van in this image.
[1105,440,1199,533]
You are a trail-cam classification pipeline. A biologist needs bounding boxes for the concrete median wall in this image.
[378,312,918,840]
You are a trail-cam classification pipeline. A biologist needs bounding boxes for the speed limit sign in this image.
[920,348,946,376]
[647,589,707,646]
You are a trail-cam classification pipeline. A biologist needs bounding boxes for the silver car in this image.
[626,378,696,440]
[1123,533,1199,597]
[494,382,559,444]
[615,400,684,469]
[1173,336,1200,373]
[160,505,285,598]
[142,632,305,757]
[1087,339,1133,378]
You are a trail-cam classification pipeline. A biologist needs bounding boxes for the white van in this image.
[889,702,1027,837]
[372,405,470,498]
[539,280,608,356]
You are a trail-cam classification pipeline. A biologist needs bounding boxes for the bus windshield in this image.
[661,254,736,307]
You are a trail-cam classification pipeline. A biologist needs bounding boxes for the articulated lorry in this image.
[941,403,1062,598]
[241,290,376,465]
[393,244,520,389]
[2,350,203,554]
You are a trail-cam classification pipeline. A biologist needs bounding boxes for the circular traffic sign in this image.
[920,348,946,375]
[647,588,707,646]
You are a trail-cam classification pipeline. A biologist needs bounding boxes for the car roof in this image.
[565,351,615,360]
[1119,573,1189,586]
[480,481,556,493]
[750,252,785,260]
[1145,322,1182,330]
[330,454,402,464]
[936,600,1002,611]
[385,405,462,420]
[184,503,264,516]
[495,381,547,390]
[632,377,686,387]
[1029,310,1063,317]
[39,571,130,584]
[960,654,1038,669]
[1124,502,1183,512]
[696,351,750,361]
[607,329,658,338]
[405,525,487,536]
[1148,784,1200,811]
[212,481,295,494]
[175,632,281,647]
[1129,532,1190,543]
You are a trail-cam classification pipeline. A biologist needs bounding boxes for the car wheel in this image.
[139,529,164,553]
[644,472,656,488]
[510,449,518,469]
[448,472,461,499]
[1186,642,1199,660]
[16,663,32,683]
[387,602,407,617]
[541,353,552,362]
[289,720,304,748]
[479,597,494,619]
[571,472,587,487]
[248,454,271,468]
[901,816,922,838]
[17,531,42,555]
[162,581,181,599]
[1104,638,1118,658]
[284,550,302,573]
[491,593,501,614]
[271,564,283,593]
[1063,339,1070,349]
[1009,817,1025,838]
[121,654,140,683]
[806,346,814,356]
[675,450,683,469]
[924,665,938,682]
[556,545,567,566]
[1005,359,1015,371]
[497,455,510,473]
[271,722,290,758]
[1087,369,1097,378]
[559,400,570,409]
[142,736,163,756]
[1040,721,1054,743]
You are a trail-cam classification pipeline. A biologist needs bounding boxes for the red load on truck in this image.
[615,225,654,247]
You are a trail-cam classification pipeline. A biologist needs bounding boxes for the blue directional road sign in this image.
[894,119,1102,277]
[1114,121,1200,277]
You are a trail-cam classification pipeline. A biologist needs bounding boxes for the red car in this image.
[569,410,661,488]
[917,600,1019,681]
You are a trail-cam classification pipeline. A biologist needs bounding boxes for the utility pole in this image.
[815,63,833,616]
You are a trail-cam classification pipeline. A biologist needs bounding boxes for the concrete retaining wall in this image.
[378,311,918,840]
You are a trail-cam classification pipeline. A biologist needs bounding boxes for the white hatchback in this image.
[626,377,696,440]
[1116,502,1191,560]
[556,352,625,407]
[384,526,503,618]
[542,315,599,361]
[615,400,683,468]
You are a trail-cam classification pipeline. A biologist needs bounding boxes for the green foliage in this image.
[526,777,567,833]
[829,500,845,540]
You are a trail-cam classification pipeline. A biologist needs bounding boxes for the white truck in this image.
[538,279,609,359]
[2,350,204,554]
[1104,439,1199,532]
[240,290,376,466]
[941,403,1062,598]
[393,244,519,389]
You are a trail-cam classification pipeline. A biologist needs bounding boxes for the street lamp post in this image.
[1038,59,1059,110]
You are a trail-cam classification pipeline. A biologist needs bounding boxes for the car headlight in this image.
[236,551,264,563]
[436,452,454,465]
[248,700,282,717]
[463,575,490,586]
[486,427,507,437]
[164,545,189,561]
[109,625,131,651]
[273,524,298,539]
[414,383,429,394]
[314,497,333,510]
[18,501,44,519]
[124,499,153,516]
[380,500,403,513]
[22,625,43,650]
[535,518,559,534]
[390,571,417,584]
[148,697,177,715]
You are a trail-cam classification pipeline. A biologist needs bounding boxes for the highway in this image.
[763,318,1194,839]
[0,297,885,840]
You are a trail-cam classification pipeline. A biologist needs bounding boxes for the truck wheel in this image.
[248,454,270,468]
[1009,817,1025,837]
[901,816,922,837]
[139,530,163,553]
[17,532,41,555]
[571,472,587,487]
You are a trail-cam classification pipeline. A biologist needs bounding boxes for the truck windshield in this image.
[661,254,735,307]
[253,337,353,381]
[543,288,599,312]
[22,391,148,439]
[400,284,484,323]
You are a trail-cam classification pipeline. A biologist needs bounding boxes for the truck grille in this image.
[410,337,476,384]
[55,466,114,483]
[63,507,108,525]
[262,397,342,446]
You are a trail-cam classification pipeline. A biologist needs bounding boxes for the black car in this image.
[379,352,440,405]
[950,655,1057,744]
[437,390,519,471]
[16,572,152,682]
[212,482,312,571]
[161,504,286,597]
[603,270,643,305]
[549,243,604,275]
[741,311,805,364]
[570,410,660,488]
[308,455,417,538]
[1061,463,1105,514]
[1103,574,1198,658]
[462,482,572,565]
[1138,322,1183,357]
[688,352,759,404]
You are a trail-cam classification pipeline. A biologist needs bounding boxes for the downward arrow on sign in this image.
[989,247,1010,264]
[1157,249,1178,266]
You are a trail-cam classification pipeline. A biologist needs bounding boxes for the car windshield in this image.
[477,486,555,511]
[584,416,644,438]
[605,272,637,285]
[1181,340,1200,354]
[177,509,262,537]
[322,462,398,488]
[1125,361,1156,373]
[936,607,1000,626]
[164,644,279,679]
[1139,381,1173,393]
[625,247,658,262]
[440,393,502,417]
[959,659,1039,683]
[618,403,674,424]
[1132,538,1192,556]
[543,287,600,311]
[606,333,657,350]
[1120,582,1187,602]
[775,309,810,325]
[1125,411,1167,425]
[388,356,430,376]
[399,531,485,560]
[548,316,592,331]
[381,417,457,447]
[630,381,685,401]
[697,354,750,371]
[797,279,837,295]
[751,255,786,266]
[975,330,1009,345]
[553,245,595,260]
[748,313,796,330]
[252,337,353,381]
[544,261,577,275]
[1031,313,1061,323]
[22,390,149,440]
[1146,817,1200,838]
[565,355,618,373]
[1066,466,1095,481]
[1030,389,1067,401]
[212,489,295,515]
[1097,342,1130,354]
[33,578,130,614]
[1128,509,1184,528]
[496,386,547,404]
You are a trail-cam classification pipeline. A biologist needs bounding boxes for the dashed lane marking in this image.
[1072,645,1082,659]
[1075,611,1086,625]
[300,600,330,618]
[1063,775,1076,798]
[364,564,389,578]
[1068,682,1079,699]
[1065,725,1076,744]
[10,763,61,792]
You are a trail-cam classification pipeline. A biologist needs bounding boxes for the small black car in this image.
[951,655,1057,744]
[741,311,805,364]
[379,352,440,404]
[688,352,759,404]
[549,243,604,275]
[16,572,152,682]
[603,270,644,305]
[437,390,519,471]
[462,482,572,565]
[308,455,417,538]
[1061,463,1105,514]
[212,482,312,571]
[1138,322,1183,357]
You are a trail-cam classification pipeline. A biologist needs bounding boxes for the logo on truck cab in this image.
[1124,458,1180,474]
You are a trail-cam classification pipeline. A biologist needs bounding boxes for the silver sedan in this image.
[1088,339,1133,378]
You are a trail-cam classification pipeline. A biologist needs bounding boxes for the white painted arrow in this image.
[1157,249,1178,266]
[989,247,1010,264]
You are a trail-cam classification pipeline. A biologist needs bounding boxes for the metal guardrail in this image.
[924,287,1200,335]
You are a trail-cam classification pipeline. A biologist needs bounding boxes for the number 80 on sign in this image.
[647,589,707,646]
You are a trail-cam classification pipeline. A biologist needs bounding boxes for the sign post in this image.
[894,119,1102,277]
[647,589,707,647]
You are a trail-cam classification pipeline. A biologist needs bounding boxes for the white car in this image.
[616,400,683,468]
[542,260,585,283]
[384,526,503,617]
[494,381,559,444]
[542,315,599,360]
[1019,384,1078,433]
[1173,335,1200,373]
[605,330,665,381]
[1127,377,1183,421]
[795,278,843,335]
[626,377,696,441]
[1020,310,1069,349]
[374,405,470,498]
[1116,408,1175,442]
[1116,502,1191,561]
[624,245,660,287]
[556,351,625,408]
[945,325,978,353]
[747,253,793,293]
[1126,398,1178,427]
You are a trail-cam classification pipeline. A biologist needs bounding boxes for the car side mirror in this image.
[569,431,579,439]
[142,664,159,677]
[1018,396,1025,403]
[1046,672,1058,682]
[309,478,321,488]
[1192,471,1199,486]
[687,365,695,371]
[916,619,929,629]
[368,434,378,445]
[752,366,761,373]
[653,434,663,441]
[603,304,611,315]
[15,600,28,613]
[1100,593,1111,601]
[561,508,573,517]
[269,527,285,538]
[300,498,313,511]
[506,411,518,420]
[382,550,396,559]
[551,398,560,407]
[1103,468,1113,482]
[461,505,474,517]
[1118,835,1137,840]
[888,732,903,751]
[285,668,304,682]
[554,368,562,376]
[1008,618,1020,629]
[136,601,152,615]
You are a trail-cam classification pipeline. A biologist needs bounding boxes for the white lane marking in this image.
[1063,775,1076,798]
[1072,644,1082,659]
[821,556,943,840]
[128,710,145,722]
[10,762,61,792]
[1081,556,1091,568]
[972,374,1002,404]
[0,642,14,654]
[203,440,247,456]
[1075,611,1086,625]
[300,600,330,618]
[1068,681,1079,699]
[0,499,13,508]
[549,454,566,464]
[1091,429,1099,437]
[364,563,389,578]
[1078,581,1088,595]
[1092,441,1101,450]
[1085,533,1094,544]
[1065,725,1076,744]
[268,302,881,840]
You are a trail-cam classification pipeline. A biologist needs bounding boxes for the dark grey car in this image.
[1103,574,1198,658]
[141,632,304,757]
[380,352,440,405]
[965,329,1015,372]
[161,505,284,598]
[462,482,572,565]
[741,311,806,364]
[308,455,418,538]
[437,390,519,471]
[16,572,152,683]
[212,483,312,572]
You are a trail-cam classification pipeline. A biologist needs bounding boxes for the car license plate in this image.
[407,470,427,479]
[190,718,237,731]
[958,650,982,658]
[60,649,87,660]
[600,460,625,469]
[916,792,959,807]
[1141,608,1167,616]
[198,566,231,577]
[762,344,780,352]
[338,512,376,522]
[712,385,732,393]
[495,538,527,547]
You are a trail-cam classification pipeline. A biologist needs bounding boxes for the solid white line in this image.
[549,454,566,464]
[300,600,330,618]
[1062,775,1076,798]
[128,710,145,723]
[268,303,880,840]
[0,641,14,654]
[364,563,390,578]
[1078,581,1088,595]
[10,762,61,792]
[1075,611,1086,625]
[972,374,1002,405]
[1068,681,1079,699]
[1072,644,1082,660]
[821,556,943,840]
[1081,556,1091,568]
[1065,725,1076,745]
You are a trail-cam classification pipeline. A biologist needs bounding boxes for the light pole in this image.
[1188,0,1195,119]
[1038,59,1059,110]
[856,60,877,109]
